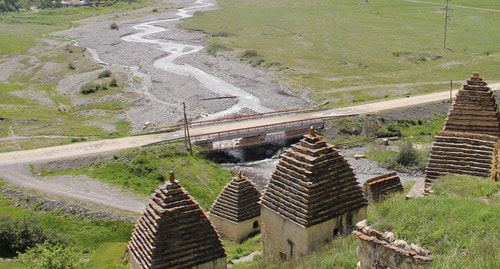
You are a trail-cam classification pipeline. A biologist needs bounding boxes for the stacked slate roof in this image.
[128,172,226,269]
[261,128,367,228]
[210,172,261,222]
[443,73,500,136]
[363,172,404,202]
[425,73,500,186]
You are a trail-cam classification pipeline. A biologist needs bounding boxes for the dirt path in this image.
[0,164,146,213]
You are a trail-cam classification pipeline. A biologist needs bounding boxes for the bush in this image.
[395,141,420,166]
[98,69,112,78]
[206,42,227,55]
[110,22,118,30]
[0,216,67,258]
[240,49,258,58]
[109,78,118,87]
[67,62,75,70]
[152,8,158,12]
[80,82,108,94]
[19,243,81,269]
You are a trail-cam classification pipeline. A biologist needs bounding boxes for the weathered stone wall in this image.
[353,221,432,269]
[363,172,404,203]
[262,206,366,261]
[209,214,260,243]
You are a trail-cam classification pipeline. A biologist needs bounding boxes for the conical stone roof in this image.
[210,172,261,222]
[128,172,226,269]
[261,128,368,228]
[443,73,500,137]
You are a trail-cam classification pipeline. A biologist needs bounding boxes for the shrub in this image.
[109,78,118,87]
[240,49,258,58]
[67,62,75,70]
[80,82,108,94]
[110,22,118,30]
[19,243,81,269]
[98,69,112,78]
[152,8,158,12]
[395,142,419,166]
[0,216,67,258]
[206,42,227,55]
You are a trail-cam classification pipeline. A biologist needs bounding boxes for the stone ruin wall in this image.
[363,172,404,203]
[353,221,432,269]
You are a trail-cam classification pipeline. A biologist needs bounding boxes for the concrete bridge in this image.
[191,118,324,151]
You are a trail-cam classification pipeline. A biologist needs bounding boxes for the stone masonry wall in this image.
[353,221,432,269]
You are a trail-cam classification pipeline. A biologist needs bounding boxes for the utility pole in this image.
[449,80,453,102]
[443,0,451,50]
[182,102,193,155]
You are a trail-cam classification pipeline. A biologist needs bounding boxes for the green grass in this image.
[0,194,133,268]
[42,143,233,210]
[224,234,262,261]
[0,1,149,55]
[234,176,499,268]
[182,0,500,106]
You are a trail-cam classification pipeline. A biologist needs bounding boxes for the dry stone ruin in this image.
[209,171,261,243]
[353,221,432,269]
[261,128,368,261]
[128,172,226,269]
[363,172,404,203]
[425,73,500,191]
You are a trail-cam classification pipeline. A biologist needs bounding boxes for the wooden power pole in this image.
[443,0,451,50]
[182,102,193,155]
[449,80,453,102]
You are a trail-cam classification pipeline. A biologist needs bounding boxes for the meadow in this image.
[0,1,149,55]
[182,0,500,107]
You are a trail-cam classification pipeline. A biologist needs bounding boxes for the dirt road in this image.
[1,82,498,166]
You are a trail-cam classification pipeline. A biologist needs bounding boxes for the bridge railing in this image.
[191,118,323,143]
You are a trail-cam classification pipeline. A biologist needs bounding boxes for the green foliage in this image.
[80,82,108,94]
[206,42,227,55]
[224,234,261,261]
[98,69,112,78]
[110,22,118,30]
[367,142,427,172]
[0,194,133,268]
[18,243,81,269]
[109,77,118,87]
[395,141,419,166]
[0,216,67,258]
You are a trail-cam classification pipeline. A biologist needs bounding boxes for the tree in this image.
[19,243,81,269]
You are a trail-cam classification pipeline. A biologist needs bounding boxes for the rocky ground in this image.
[55,0,308,131]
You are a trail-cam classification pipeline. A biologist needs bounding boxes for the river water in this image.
[120,0,272,119]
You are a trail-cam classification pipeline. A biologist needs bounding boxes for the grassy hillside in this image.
[0,1,149,55]
[182,0,500,107]
[233,176,499,268]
